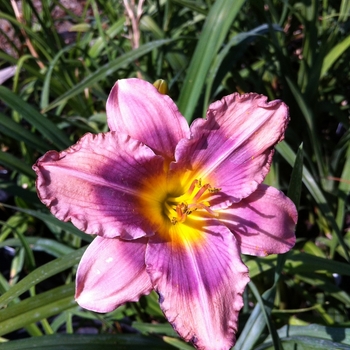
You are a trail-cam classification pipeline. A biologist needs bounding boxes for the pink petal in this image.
[221,185,297,256]
[106,78,190,160]
[146,219,250,349]
[33,132,164,239]
[173,93,289,205]
[76,236,152,312]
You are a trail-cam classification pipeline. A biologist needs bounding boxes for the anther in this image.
[165,178,221,224]
[208,187,222,193]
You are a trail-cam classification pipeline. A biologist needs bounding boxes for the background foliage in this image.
[0,0,349,348]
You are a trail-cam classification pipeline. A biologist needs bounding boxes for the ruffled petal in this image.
[106,78,190,160]
[221,185,297,256]
[145,218,250,349]
[33,132,164,239]
[173,93,289,205]
[76,236,152,312]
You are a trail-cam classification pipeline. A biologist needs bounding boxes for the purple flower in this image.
[33,78,297,350]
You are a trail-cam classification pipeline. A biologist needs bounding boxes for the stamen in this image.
[185,179,199,196]
[208,186,221,193]
[196,202,219,217]
[176,203,188,223]
[164,178,220,224]
[192,183,210,202]
[171,217,177,225]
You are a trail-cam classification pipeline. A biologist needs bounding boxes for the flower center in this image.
[163,179,221,225]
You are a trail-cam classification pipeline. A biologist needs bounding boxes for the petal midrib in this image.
[44,164,141,197]
[199,111,277,178]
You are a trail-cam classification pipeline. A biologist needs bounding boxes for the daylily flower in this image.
[33,78,297,350]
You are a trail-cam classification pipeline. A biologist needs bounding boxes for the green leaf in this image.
[295,273,350,307]
[249,282,283,350]
[284,77,325,181]
[0,203,92,242]
[0,247,86,308]
[321,34,350,77]
[0,237,75,257]
[0,181,39,204]
[0,283,76,336]
[170,0,207,15]
[69,23,91,32]
[0,113,49,153]
[285,250,350,276]
[260,338,350,350]
[88,17,125,58]
[140,15,165,39]
[333,140,350,258]
[177,0,246,121]
[279,324,350,344]
[40,45,74,110]
[0,86,71,150]
[132,322,178,337]
[258,324,350,349]
[234,288,269,350]
[0,151,35,178]
[204,23,283,112]
[236,144,303,350]
[246,255,277,279]
[163,336,195,349]
[287,143,303,209]
[276,141,349,261]
[43,39,174,112]
[0,334,174,349]
[339,0,350,21]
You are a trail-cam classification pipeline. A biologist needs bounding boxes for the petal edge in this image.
[107,78,190,160]
[76,236,152,312]
[146,220,250,349]
[221,184,297,256]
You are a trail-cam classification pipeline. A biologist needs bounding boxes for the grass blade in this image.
[0,151,35,178]
[42,39,174,112]
[321,34,350,77]
[0,112,49,153]
[0,334,174,349]
[177,0,246,121]
[0,247,85,308]
[276,141,349,261]
[0,203,92,242]
[204,23,283,114]
[0,86,71,150]
[0,283,76,336]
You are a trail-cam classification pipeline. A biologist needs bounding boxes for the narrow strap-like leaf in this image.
[42,39,174,113]
[0,86,71,150]
[177,0,246,122]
